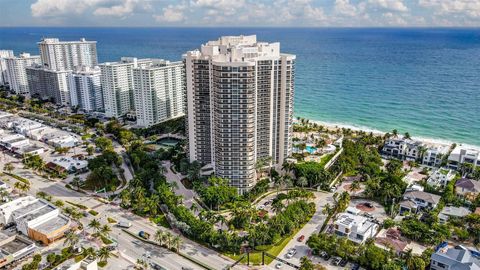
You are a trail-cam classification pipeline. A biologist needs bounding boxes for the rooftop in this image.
[31,214,70,234]
[404,190,441,204]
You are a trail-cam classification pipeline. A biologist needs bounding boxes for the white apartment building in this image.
[26,66,71,105]
[133,60,185,127]
[334,211,379,244]
[5,53,41,94]
[184,35,295,192]
[38,38,97,71]
[447,145,480,171]
[0,50,14,86]
[100,57,152,118]
[69,66,103,112]
[427,169,456,188]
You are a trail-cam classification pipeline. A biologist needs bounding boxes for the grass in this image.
[149,214,171,228]
[97,261,107,267]
[4,172,30,184]
[89,210,99,216]
[66,201,88,210]
[107,217,117,224]
[100,235,113,245]
[224,230,298,265]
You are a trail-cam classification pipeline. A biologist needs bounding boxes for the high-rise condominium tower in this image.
[38,38,97,70]
[184,35,295,193]
[68,66,104,112]
[133,60,185,127]
[0,50,14,86]
[5,53,41,95]
[26,66,70,105]
[100,57,152,118]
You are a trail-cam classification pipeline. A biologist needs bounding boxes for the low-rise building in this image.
[48,157,88,174]
[427,169,456,188]
[0,232,36,268]
[431,246,480,270]
[334,212,379,244]
[448,146,480,171]
[41,132,79,148]
[438,206,471,224]
[0,134,30,151]
[11,118,43,135]
[0,196,71,245]
[456,178,480,202]
[399,190,441,214]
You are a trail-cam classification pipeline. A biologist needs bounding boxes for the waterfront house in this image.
[382,138,424,161]
[423,145,449,167]
[447,146,480,171]
[456,178,480,202]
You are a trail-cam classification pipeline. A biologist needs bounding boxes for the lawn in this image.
[224,230,297,265]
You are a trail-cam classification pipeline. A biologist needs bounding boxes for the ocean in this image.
[0,27,479,146]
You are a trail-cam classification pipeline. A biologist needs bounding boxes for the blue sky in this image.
[1,0,480,27]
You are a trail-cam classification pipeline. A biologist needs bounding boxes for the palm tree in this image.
[3,162,14,173]
[297,176,308,189]
[13,182,30,194]
[0,187,8,202]
[392,129,398,138]
[64,231,80,249]
[171,235,182,252]
[82,247,97,259]
[71,177,82,191]
[404,132,411,139]
[349,180,361,195]
[165,232,173,249]
[322,203,333,216]
[97,247,111,263]
[88,219,101,235]
[100,224,111,237]
[155,229,165,246]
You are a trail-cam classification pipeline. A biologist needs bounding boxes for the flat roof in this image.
[32,215,69,234]
[16,204,56,224]
[11,200,49,218]
[1,236,32,254]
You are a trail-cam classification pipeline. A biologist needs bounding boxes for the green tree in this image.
[88,219,101,234]
[299,256,315,270]
[3,162,14,173]
[97,247,112,263]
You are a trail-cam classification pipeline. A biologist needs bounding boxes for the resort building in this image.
[38,38,97,71]
[4,53,41,95]
[184,35,295,193]
[334,211,379,244]
[26,66,71,105]
[455,178,480,202]
[431,246,480,270]
[422,145,449,167]
[447,146,480,171]
[399,190,441,214]
[0,50,14,86]
[381,138,424,161]
[426,169,456,189]
[68,66,104,112]
[133,60,185,127]
[100,57,152,118]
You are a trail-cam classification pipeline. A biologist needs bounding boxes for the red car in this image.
[297,235,305,242]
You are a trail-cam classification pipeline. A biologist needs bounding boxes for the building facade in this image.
[4,53,41,94]
[38,38,97,71]
[184,35,295,192]
[133,60,185,127]
[0,50,14,86]
[100,57,152,118]
[26,66,71,105]
[68,66,103,112]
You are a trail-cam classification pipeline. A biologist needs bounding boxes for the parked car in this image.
[286,248,297,259]
[275,262,283,269]
[351,263,360,270]
[340,258,348,267]
[297,235,305,242]
[332,257,342,266]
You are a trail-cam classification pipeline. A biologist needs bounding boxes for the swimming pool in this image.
[306,146,317,154]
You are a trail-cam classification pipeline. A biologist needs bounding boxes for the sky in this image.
[1,0,480,27]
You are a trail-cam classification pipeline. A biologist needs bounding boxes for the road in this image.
[162,160,197,209]
[3,153,240,270]
[267,191,335,269]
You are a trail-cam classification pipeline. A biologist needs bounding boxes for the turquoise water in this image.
[0,27,478,146]
[306,146,317,154]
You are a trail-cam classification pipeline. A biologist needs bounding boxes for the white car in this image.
[275,262,283,269]
[286,248,297,259]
